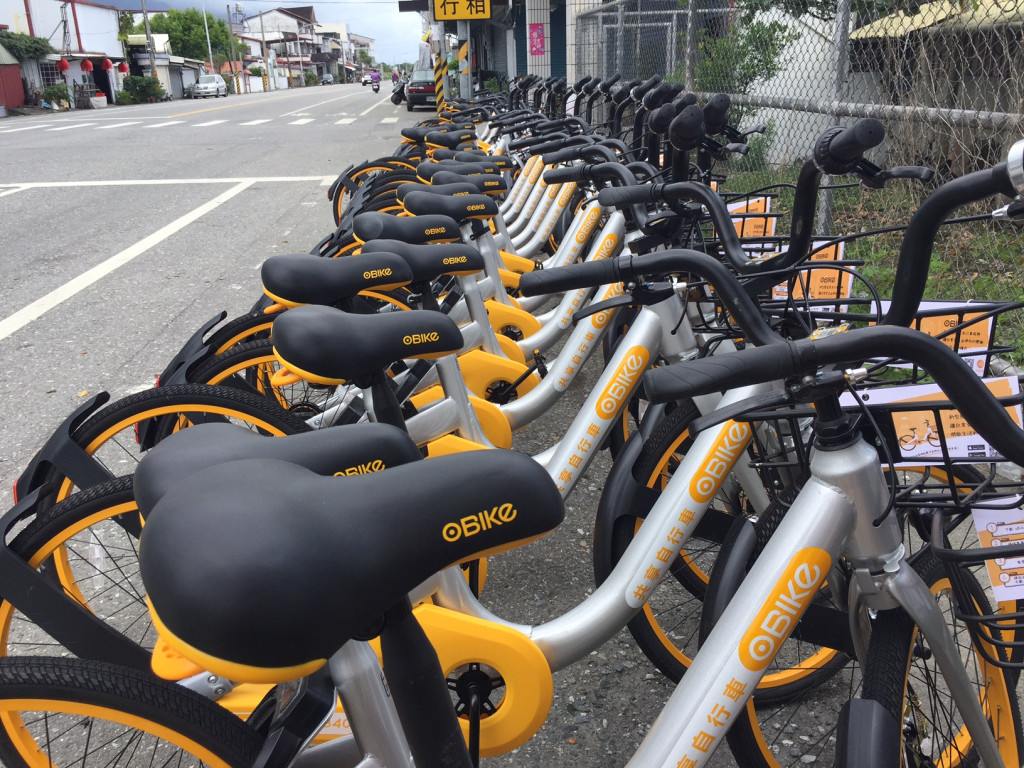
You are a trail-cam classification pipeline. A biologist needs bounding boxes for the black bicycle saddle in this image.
[261,251,412,308]
[430,170,508,195]
[359,239,485,281]
[140,449,564,680]
[134,421,423,519]
[272,305,463,385]
[352,212,461,245]
[402,191,499,223]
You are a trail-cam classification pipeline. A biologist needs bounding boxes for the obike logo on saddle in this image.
[483,179,500,188]
[689,421,752,503]
[442,256,468,265]
[596,347,650,419]
[334,459,386,477]
[442,503,518,542]
[467,204,486,212]
[363,268,393,280]
[738,548,831,672]
[424,227,449,236]
[404,332,441,345]
[575,207,602,245]
[594,233,619,261]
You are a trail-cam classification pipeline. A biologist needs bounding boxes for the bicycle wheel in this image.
[0,476,150,658]
[203,310,276,355]
[722,551,1022,768]
[188,339,341,419]
[37,384,309,505]
[859,551,1023,767]
[0,656,262,768]
[605,404,843,702]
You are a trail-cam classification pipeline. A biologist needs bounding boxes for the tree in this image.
[133,9,238,62]
[357,49,372,66]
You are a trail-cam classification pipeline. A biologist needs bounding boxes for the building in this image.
[0,0,128,104]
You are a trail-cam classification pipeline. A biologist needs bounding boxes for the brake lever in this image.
[855,159,934,189]
[687,368,855,435]
[571,282,677,325]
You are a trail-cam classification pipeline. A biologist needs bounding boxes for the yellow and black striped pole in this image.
[434,54,446,117]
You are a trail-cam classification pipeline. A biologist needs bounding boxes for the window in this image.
[39,60,63,86]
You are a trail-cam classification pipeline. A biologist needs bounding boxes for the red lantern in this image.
[56,58,70,72]
[101,58,113,71]
[117,62,129,74]
[81,59,93,72]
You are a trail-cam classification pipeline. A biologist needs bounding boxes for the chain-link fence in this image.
[574,0,1024,361]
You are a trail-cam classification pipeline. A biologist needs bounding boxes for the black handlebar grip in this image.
[631,75,663,101]
[642,81,675,110]
[598,74,622,94]
[612,81,639,105]
[543,146,585,165]
[573,76,592,91]
[813,118,886,174]
[678,92,698,109]
[668,104,705,151]
[703,93,731,136]
[644,343,804,403]
[543,165,588,185]
[519,258,622,296]
[648,102,678,135]
[597,185,657,208]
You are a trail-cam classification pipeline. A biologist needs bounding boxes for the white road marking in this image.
[279,92,360,117]
[0,187,25,197]
[10,176,335,188]
[194,119,228,126]
[335,118,356,125]
[0,181,252,342]
[358,100,388,117]
[381,117,398,124]
[289,118,314,125]
[95,122,142,129]
[47,124,95,131]
[239,119,272,125]
[145,121,185,128]
[0,124,53,133]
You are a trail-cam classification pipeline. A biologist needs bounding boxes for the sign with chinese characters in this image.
[529,23,546,55]
[838,376,1022,462]
[433,0,490,20]
[972,499,1024,602]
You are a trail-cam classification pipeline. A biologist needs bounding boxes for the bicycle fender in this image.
[592,430,660,585]
[697,514,757,644]
[14,392,113,500]
[835,699,901,768]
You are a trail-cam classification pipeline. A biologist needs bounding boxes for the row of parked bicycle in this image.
[1,70,1023,768]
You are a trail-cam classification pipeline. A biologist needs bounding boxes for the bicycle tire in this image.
[0,656,262,768]
[42,384,310,504]
[859,551,1022,767]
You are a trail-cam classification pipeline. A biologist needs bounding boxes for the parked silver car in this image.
[193,74,227,98]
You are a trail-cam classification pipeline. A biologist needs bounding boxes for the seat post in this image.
[379,598,474,768]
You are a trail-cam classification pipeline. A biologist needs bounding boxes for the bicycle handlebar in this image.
[668,104,705,151]
[518,250,782,347]
[813,118,885,174]
[703,93,731,136]
[643,325,1024,466]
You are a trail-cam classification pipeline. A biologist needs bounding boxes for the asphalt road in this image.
[0,87,895,768]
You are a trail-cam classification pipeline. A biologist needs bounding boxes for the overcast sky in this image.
[237,0,426,65]
[124,0,426,66]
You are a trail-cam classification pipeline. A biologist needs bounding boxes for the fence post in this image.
[615,4,624,77]
[684,0,696,91]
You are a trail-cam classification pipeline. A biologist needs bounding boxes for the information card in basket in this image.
[840,376,1022,462]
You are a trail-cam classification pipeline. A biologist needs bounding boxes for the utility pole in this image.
[227,4,238,92]
[202,0,214,73]
[139,0,156,76]
[259,13,272,90]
